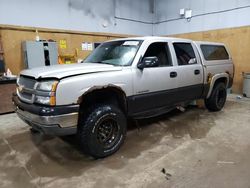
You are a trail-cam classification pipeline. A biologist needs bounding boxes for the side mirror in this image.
[188,58,197,64]
[137,56,159,69]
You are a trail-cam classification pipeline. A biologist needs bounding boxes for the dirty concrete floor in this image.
[0,94,250,188]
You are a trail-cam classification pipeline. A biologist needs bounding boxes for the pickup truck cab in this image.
[13,37,234,158]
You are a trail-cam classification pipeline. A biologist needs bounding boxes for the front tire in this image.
[205,82,227,112]
[78,104,127,158]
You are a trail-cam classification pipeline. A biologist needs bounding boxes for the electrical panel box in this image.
[22,41,58,69]
[185,9,192,19]
[180,9,185,16]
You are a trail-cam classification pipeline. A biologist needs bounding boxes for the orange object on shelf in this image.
[58,54,76,64]
[58,48,78,64]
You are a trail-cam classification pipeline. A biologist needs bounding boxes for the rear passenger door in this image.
[171,42,203,101]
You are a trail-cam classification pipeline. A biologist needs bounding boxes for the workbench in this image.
[0,79,16,114]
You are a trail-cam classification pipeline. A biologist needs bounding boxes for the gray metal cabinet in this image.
[22,41,58,69]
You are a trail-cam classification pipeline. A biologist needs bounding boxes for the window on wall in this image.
[143,42,172,67]
[200,45,229,61]
[173,43,196,66]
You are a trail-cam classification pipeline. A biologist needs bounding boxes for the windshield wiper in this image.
[91,61,116,66]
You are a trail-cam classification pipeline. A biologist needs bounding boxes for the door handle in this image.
[194,70,200,75]
[170,71,177,78]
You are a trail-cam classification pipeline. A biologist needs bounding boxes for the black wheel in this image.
[78,104,127,158]
[205,82,227,111]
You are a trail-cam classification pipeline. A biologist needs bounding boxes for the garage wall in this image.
[153,0,250,94]
[154,0,250,35]
[0,0,153,36]
[0,0,155,75]
[0,27,135,75]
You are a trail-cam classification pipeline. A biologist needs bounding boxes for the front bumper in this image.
[13,95,79,136]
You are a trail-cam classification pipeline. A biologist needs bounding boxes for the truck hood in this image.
[20,63,123,79]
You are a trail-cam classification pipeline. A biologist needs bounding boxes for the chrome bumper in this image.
[13,94,79,136]
[15,107,78,136]
[16,107,78,128]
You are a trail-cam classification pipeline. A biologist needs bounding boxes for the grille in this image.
[18,76,36,89]
[17,76,36,103]
[19,92,33,101]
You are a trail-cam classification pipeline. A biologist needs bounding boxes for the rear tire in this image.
[78,104,127,158]
[205,82,227,112]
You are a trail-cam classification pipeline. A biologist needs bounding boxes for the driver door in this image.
[130,42,178,114]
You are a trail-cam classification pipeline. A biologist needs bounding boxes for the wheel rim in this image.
[96,118,119,148]
[216,87,226,108]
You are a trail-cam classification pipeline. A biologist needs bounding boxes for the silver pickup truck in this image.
[13,37,234,158]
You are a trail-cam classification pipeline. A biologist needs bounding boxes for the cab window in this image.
[200,45,229,61]
[143,42,172,67]
[173,43,196,66]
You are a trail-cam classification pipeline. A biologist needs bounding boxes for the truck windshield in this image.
[84,40,142,66]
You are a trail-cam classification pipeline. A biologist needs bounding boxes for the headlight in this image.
[35,96,51,105]
[36,80,58,91]
[35,95,56,106]
[35,80,58,106]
